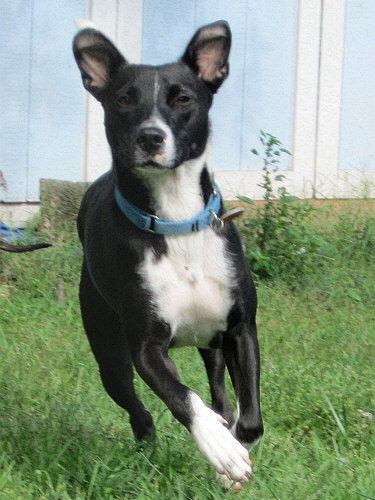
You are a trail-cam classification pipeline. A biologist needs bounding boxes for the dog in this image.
[73,20,263,487]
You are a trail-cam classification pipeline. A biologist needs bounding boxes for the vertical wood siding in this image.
[339,0,375,171]
[0,0,86,202]
[2,0,374,204]
[0,1,33,202]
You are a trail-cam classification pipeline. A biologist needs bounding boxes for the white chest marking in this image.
[138,152,235,347]
[141,228,233,347]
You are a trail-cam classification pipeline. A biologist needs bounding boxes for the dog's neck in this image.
[113,148,212,220]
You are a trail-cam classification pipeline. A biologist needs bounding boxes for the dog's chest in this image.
[140,230,234,347]
[136,156,235,347]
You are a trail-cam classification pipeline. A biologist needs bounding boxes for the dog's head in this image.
[73,21,231,172]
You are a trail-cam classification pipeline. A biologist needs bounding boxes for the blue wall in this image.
[0,0,86,202]
[142,0,298,171]
[4,0,372,203]
[339,0,375,171]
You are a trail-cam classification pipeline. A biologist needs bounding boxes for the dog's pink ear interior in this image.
[77,37,108,89]
[73,29,126,98]
[181,21,231,93]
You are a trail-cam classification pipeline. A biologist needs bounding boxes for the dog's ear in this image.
[73,28,126,99]
[181,21,231,93]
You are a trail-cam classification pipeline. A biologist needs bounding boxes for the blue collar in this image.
[114,183,222,235]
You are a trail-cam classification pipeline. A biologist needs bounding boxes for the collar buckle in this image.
[147,214,160,233]
[209,210,224,232]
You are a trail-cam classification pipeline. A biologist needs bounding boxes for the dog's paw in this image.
[217,473,252,492]
[190,395,252,482]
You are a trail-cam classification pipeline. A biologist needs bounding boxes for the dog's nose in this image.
[136,127,166,153]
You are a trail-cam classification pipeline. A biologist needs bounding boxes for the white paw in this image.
[189,394,252,482]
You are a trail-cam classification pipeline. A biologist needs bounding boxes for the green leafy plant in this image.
[240,131,324,280]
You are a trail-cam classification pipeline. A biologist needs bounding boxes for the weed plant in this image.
[239,133,375,289]
[239,132,326,280]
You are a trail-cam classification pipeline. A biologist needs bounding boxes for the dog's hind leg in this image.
[79,262,155,441]
[198,348,234,426]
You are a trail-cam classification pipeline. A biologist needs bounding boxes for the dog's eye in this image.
[117,94,132,106]
[175,94,191,105]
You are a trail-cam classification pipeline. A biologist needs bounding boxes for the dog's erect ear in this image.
[181,21,231,93]
[73,28,126,99]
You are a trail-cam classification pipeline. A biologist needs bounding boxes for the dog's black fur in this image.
[73,21,263,481]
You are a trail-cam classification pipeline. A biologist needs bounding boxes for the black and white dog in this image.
[73,21,263,487]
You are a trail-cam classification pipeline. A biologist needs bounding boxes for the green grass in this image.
[0,215,374,499]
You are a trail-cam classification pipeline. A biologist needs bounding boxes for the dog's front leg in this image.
[222,321,264,448]
[129,329,252,483]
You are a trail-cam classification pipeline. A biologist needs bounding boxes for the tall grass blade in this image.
[321,391,346,435]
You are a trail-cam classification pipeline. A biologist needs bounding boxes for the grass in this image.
[0,207,374,499]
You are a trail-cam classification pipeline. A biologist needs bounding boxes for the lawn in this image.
[0,204,374,499]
